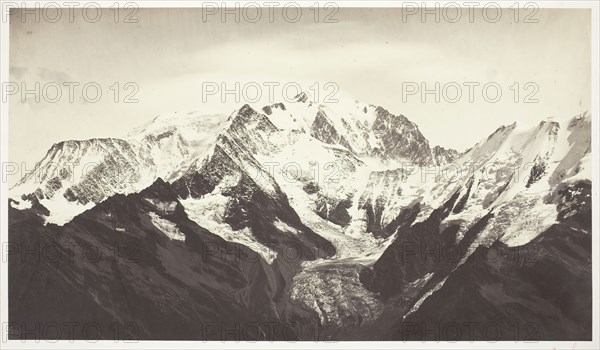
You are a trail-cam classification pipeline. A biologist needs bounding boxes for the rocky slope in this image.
[10,112,228,225]
[8,93,592,340]
[357,113,592,340]
[9,178,330,340]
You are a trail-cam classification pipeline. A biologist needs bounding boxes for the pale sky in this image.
[8,7,592,172]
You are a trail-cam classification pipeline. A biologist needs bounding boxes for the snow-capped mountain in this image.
[291,91,451,166]
[359,112,591,339]
[10,112,228,224]
[8,92,592,340]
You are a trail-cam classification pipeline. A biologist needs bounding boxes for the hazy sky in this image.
[8,7,592,170]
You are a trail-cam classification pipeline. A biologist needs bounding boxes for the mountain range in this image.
[8,91,592,340]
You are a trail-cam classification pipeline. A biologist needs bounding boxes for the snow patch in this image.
[41,197,96,226]
[144,198,178,214]
[405,276,448,318]
[148,212,185,241]
[10,199,32,210]
[180,196,277,264]
[273,218,300,235]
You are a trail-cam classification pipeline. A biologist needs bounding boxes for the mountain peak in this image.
[568,111,591,129]
[139,177,180,202]
[51,137,125,149]
[262,102,286,115]
[295,91,310,103]
[432,145,460,166]
[238,103,258,118]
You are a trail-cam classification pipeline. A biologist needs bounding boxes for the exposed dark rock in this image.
[395,223,592,341]
[432,145,460,166]
[452,176,474,214]
[8,178,329,340]
[526,158,547,188]
[302,181,320,194]
[360,189,464,298]
[371,106,433,165]
[310,110,355,153]
[315,195,353,226]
